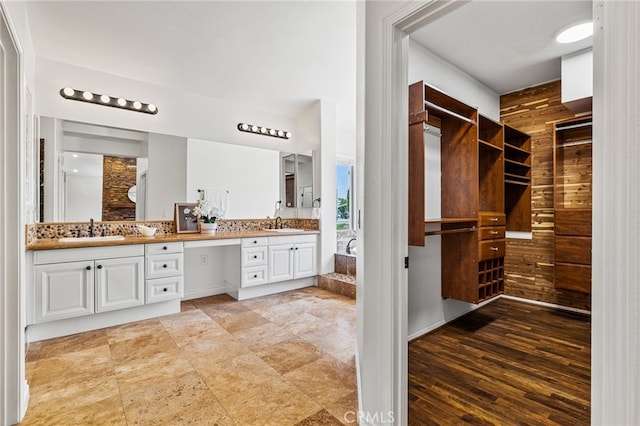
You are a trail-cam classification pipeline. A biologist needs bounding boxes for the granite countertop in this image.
[27,229,320,251]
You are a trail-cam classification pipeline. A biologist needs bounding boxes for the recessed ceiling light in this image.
[556,21,593,44]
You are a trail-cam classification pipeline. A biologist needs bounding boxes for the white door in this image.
[268,244,294,283]
[95,256,144,312]
[294,242,317,278]
[35,261,95,322]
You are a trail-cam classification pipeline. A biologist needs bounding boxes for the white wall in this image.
[409,39,500,122]
[406,35,500,339]
[65,174,102,221]
[186,138,279,219]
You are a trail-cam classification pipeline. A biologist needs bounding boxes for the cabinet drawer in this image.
[241,266,269,287]
[555,236,591,265]
[555,209,591,236]
[478,239,506,261]
[555,262,591,293]
[146,253,183,279]
[478,226,506,241]
[145,242,184,255]
[242,237,268,248]
[146,276,183,303]
[478,212,506,227]
[242,246,268,267]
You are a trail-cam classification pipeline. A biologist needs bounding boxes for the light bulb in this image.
[240,123,249,131]
[251,125,258,132]
[132,101,142,110]
[285,132,292,139]
[260,127,267,134]
[82,91,93,100]
[117,98,127,107]
[100,95,110,103]
[277,130,284,137]
[72,169,79,173]
[147,104,157,112]
[269,129,276,136]
[62,87,75,97]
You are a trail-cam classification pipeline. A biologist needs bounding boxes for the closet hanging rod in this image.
[425,226,476,236]
[424,101,476,125]
[556,121,592,131]
[558,139,593,148]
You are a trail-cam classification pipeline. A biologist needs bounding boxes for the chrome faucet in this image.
[89,218,95,237]
[346,238,356,255]
[275,216,283,229]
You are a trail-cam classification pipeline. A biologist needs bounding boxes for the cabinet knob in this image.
[290,247,294,251]
[491,231,498,235]
[97,264,103,269]
[253,255,258,259]
[253,274,258,278]
[163,288,168,292]
[490,217,498,222]
[163,264,168,268]
[86,265,92,270]
[490,247,499,251]
[163,246,168,250]
[253,240,257,244]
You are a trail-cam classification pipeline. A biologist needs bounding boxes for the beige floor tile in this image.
[158,307,214,326]
[295,408,346,425]
[284,355,357,407]
[300,326,356,357]
[105,318,165,344]
[200,299,251,320]
[114,350,195,392]
[163,317,230,347]
[20,395,127,426]
[29,345,114,388]
[197,352,281,402]
[324,391,360,425]
[231,321,296,351]
[120,371,234,425]
[109,329,178,365]
[37,329,108,360]
[271,311,331,336]
[221,376,321,426]
[216,310,270,333]
[254,338,326,375]
[182,334,251,365]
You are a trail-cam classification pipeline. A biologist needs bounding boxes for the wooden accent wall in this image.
[500,80,591,310]
[102,156,136,221]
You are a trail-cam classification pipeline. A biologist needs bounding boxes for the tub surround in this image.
[26,218,319,250]
[318,253,356,299]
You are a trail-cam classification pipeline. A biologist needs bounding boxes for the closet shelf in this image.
[504,142,530,155]
[505,158,531,168]
[479,139,503,151]
[424,218,478,224]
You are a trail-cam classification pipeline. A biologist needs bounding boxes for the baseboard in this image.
[20,381,30,421]
[500,294,592,315]
[182,284,227,300]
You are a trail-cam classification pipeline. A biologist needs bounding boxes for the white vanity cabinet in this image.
[241,237,269,287]
[267,234,317,283]
[145,242,184,303]
[32,245,145,323]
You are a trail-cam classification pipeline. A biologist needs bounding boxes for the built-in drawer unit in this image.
[555,263,591,293]
[554,208,591,293]
[555,209,591,237]
[241,265,269,287]
[478,226,506,241]
[478,212,506,227]
[555,236,592,264]
[241,237,268,248]
[242,246,268,268]
[145,242,184,303]
[478,239,506,261]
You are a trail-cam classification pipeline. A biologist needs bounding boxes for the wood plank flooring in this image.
[409,298,590,425]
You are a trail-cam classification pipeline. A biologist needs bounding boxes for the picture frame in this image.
[175,202,199,233]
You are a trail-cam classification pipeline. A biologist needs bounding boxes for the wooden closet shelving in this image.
[553,116,592,294]
[504,124,532,232]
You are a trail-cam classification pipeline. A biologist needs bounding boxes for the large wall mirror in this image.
[38,118,315,223]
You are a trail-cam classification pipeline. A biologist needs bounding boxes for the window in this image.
[336,162,354,230]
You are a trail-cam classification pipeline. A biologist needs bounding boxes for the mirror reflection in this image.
[280,151,315,209]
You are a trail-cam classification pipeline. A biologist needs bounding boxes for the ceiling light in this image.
[59,88,158,115]
[556,21,593,44]
[72,169,78,173]
[237,123,292,139]
[72,154,79,158]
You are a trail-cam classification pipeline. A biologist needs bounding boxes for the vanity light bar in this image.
[59,87,158,115]
[237,123,292,139]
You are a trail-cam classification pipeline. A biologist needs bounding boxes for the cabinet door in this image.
[95,256,145,312]
[35,261,94,322]
[294,242,317,278]
[268,245,294,283]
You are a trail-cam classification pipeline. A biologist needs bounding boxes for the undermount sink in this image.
[263,228,305,233]
[58,235,126,243]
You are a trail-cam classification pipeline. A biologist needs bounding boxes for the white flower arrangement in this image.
[193,199,224,223]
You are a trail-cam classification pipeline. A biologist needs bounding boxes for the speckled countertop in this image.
[26,229,320,251]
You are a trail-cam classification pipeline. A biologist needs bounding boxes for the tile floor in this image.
[21,287,358,425]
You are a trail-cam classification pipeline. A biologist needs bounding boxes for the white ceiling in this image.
[410,0,593,95]
[25,1,592,145]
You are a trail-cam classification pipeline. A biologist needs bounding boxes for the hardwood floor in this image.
[409,298,591,425]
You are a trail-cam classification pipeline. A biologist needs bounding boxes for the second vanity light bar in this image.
[237,123,292,139]
[59,87,159,115]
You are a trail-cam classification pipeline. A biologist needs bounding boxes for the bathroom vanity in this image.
[26,224,318,341]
